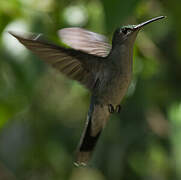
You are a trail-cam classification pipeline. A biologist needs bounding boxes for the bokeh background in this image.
[0,0,181,180]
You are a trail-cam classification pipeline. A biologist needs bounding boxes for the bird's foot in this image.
[74,162,87,167]
[108,104,114,113]
[115,105,122,113]
[108,104,122,113]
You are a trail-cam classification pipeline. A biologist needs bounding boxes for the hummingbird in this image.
[9,16,165,166]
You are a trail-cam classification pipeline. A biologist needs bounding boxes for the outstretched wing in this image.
[9,31,103,90]
[58,28,111,57]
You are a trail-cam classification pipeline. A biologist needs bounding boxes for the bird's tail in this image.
[74,99,110,166]
[74,114,101,166]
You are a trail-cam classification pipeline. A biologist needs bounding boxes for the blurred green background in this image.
[0,0,181,179]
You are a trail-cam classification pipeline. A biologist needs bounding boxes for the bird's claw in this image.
[116,105,121,113]
[74,162,87,167]
[108,104,122,113]
[108,104,114,113]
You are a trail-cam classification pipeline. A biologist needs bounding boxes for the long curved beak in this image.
[133,16,166,30]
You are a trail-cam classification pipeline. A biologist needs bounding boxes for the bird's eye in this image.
[122,28,128,34]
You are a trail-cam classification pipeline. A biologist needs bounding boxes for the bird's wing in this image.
[9,31,102,90]
[58,28,112,57]
[75,97,110,166]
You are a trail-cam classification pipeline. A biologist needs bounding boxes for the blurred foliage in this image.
[0,0,181,180]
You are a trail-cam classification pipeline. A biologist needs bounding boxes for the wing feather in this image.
[9,31,102,90]
[58,28,111,57]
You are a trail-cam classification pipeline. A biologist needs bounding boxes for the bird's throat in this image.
[110,43,134,75]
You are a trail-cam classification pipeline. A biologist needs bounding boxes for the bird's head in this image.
[112,16,165,47]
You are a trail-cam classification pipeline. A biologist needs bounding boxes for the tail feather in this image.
[75,117,102,165]
[74,99,110,166]
[79,118,101,151]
